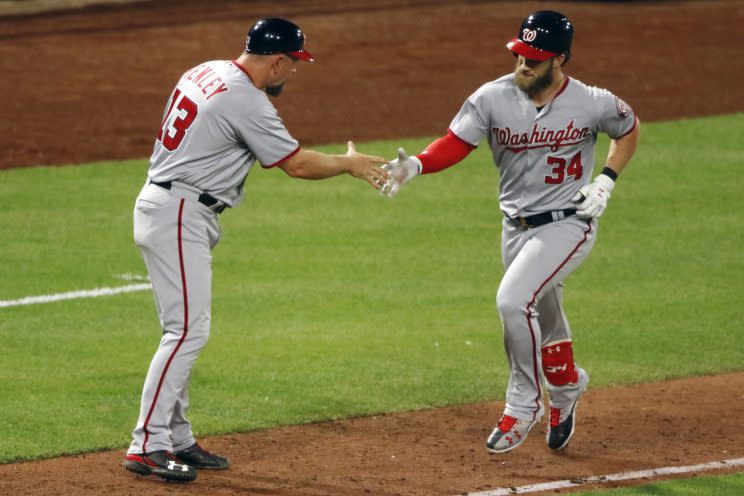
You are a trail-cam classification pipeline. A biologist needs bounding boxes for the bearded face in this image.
[514,56,556,98]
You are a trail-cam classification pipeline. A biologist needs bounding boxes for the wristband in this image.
[600,166,618,181]
[410,155,423,175]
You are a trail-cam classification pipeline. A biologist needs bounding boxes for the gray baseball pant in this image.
[128,182,221,454]
[497,216,597,421]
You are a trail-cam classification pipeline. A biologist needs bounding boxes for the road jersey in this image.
[148,60,300,206]
[449,74,636,217]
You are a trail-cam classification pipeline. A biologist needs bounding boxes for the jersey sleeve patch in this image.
[615,96,631,119]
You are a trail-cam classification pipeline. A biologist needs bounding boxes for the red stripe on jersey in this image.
[263,146,301,168]
[506,139,586,154]
[616,114,638,139]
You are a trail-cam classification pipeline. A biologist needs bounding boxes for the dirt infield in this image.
[2,1,744,494]
[2,373,744,495]
[0,0,147,17]
[1,0,743,169]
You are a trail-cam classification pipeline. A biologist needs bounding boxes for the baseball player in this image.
[123,17,388,483]
[381,11,639,453]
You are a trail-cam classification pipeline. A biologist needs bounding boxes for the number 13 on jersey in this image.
[157,89,199,151]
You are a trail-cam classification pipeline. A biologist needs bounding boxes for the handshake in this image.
[373,145,617,219]
[378,148,422,198]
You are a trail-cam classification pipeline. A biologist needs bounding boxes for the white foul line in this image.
[0,284,152,308]
[463,457,744,496]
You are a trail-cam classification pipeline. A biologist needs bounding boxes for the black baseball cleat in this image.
[547,368,589,451]
[123,450,197,483]
[175,443,230,470]
[547,406,577,451]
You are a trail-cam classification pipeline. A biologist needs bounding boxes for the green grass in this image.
[0,113,742,464]
[573,472,744,495]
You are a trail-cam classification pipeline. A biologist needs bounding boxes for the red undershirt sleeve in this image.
[416,130,476,174]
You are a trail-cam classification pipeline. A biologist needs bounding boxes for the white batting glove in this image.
[571,174,615,218]
[379,148,422,198]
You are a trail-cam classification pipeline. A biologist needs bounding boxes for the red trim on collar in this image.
[231,60,255,85]
[554,76,570,99]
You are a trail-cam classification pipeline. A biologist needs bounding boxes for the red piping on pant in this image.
[142,198,190,453]
[525,221,592,419]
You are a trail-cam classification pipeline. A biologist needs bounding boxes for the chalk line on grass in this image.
[0,284,152,308]
[462,457,744,495]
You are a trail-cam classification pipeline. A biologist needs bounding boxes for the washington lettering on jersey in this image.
[449,74,635,216]
[492,120,592,153]
[182,63,229,100]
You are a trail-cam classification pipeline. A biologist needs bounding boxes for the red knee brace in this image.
[541,340,579,386]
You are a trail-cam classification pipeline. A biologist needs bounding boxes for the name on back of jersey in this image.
[182,63,229,100]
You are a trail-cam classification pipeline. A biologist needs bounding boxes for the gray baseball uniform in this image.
[129,60,299,455]
[449,74,636,421]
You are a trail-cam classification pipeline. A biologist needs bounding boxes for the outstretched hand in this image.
[379,147,422,198]
[345,141,388,190]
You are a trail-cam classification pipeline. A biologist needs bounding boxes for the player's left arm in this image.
[573,91,641,218]
[604,117,641,178]
[573,119,640,218]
